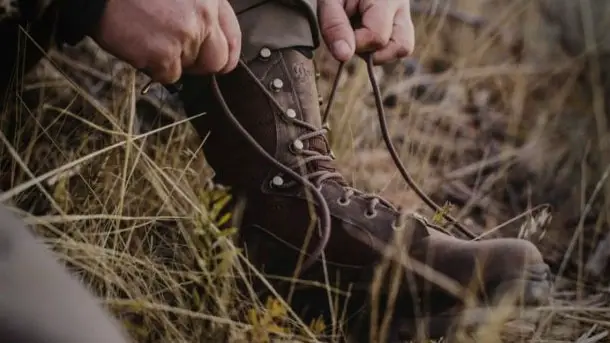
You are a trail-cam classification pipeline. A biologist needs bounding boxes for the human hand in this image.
[92,0,241,84]
[317,0,414,64]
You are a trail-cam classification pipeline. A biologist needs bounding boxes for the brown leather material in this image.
[180,49,430,278]
[180,46,551,335]
[412,229,546,287]
[406,222,547,296]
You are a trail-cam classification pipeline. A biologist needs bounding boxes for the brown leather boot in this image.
[178,47,551,337]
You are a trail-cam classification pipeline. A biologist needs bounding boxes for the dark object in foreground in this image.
[0,206,132,343]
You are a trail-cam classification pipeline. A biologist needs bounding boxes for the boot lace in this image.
[279,122,400,223]
[139,51,478,274]
[136,6,491,276]
[208,54,476,274]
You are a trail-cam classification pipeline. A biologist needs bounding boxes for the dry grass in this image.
[2,0,610,342]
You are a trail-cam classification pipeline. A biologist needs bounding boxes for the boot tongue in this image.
[302,108,348,185]
[289,49,347,185]
[299,94,339,179]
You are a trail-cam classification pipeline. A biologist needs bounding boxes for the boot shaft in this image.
[181,48,337,190]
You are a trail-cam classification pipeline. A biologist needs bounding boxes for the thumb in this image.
[318,0,355,62]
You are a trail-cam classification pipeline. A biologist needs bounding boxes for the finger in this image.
[150,58,182,84]
[179,15,204,70]
[353,0,395,53]
[218,0,242,74]
[190,24,230,75]
[395,5,415,54]
[371,38,401,65]
[343,0,359,16]
[372,8,414,64]
[318,0,355,62]
[146,44,182,84]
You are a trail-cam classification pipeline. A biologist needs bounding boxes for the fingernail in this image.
[332,40,351,60]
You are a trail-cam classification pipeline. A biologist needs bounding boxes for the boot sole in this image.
[398,263,552,340]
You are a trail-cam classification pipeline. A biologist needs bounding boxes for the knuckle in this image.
[156,53,175,72]
[370,30,389,46]
[150,49,179,82]
[179,15,200,41]
[196,2,214,29]
[322,21,347,36]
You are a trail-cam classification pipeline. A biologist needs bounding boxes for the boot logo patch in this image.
[292,62,312,81]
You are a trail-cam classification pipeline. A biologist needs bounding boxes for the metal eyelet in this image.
[270,175,284,188]
[365,209,378,219]
[259,47,272,60]
[337,197,350,206]
[290,139,304,153]
[270,78,284,92]
[285,108,297,119]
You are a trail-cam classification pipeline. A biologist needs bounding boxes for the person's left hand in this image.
[317,0,414,64]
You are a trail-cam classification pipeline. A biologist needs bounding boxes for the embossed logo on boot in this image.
[292,62,313,82]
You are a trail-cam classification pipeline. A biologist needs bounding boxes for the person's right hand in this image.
[92,0,242,84]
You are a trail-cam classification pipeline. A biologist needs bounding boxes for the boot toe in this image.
[491,262,552,307]
[421,231,552,306]
[473,240,551,311]
[494,238,546,265]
